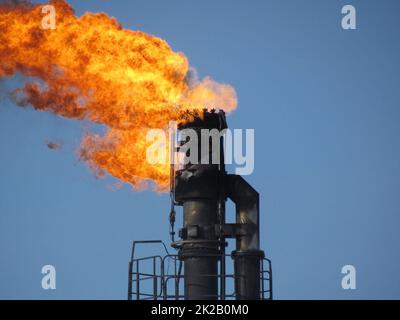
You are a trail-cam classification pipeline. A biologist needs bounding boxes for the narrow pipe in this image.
[227,174,264,300]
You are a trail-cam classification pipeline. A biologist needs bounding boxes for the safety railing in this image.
[128,240,272,300]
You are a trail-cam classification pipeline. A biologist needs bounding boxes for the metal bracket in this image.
[217,223,253,238]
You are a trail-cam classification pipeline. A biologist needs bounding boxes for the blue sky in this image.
[1,0,400,299]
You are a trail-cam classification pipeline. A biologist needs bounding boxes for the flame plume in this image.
[0,0,237,190]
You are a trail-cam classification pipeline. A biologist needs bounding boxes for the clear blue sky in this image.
[1,0,400,299]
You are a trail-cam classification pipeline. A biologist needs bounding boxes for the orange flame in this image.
[0,0,237,190]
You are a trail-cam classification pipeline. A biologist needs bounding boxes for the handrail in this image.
[128,245,273,300]
[128,240,169,300]
[130,240,170,261]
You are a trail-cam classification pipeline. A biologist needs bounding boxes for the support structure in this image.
[127,110,271,300]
